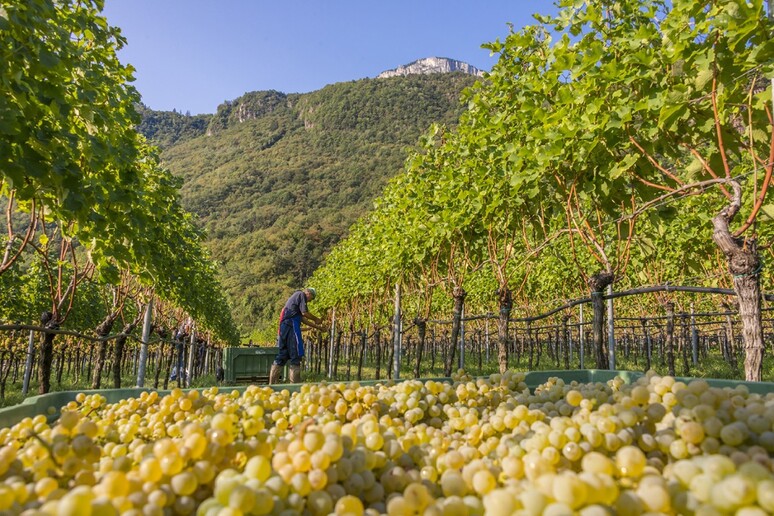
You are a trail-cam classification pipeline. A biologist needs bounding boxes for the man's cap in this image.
[305,287,317,300]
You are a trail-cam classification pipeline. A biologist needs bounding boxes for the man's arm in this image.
[301,312,326,331]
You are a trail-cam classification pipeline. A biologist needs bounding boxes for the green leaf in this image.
[658,103,687,130]
[694,69,713,90]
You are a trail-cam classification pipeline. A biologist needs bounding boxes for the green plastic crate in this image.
[222,347,279,384]
[523,369,644,390]
[0,378,447,427]
[0,387,228,430]
[673,376,774,395]
[0,371,771,430]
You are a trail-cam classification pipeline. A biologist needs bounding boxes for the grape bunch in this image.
[0,369,771,515]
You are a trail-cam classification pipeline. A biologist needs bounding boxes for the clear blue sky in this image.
[102,1,556,115]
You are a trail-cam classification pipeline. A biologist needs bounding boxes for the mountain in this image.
[139,67,479,339]
[377,57,485,79]
[136,104,210,148]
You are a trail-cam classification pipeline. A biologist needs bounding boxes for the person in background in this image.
[269,287,325,384]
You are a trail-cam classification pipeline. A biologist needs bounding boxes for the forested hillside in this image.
[139,72,477,337]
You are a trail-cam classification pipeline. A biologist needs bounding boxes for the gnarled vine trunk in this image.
[357,331,366,381]
[374,329,381,380]
[153,327,169,389]
[444,287,466,376]
[588,272,614,370]
[712,186,763,381]
[113,317,141,388]
[38,311,59,394]
[414,318,426,378]
[92,312,118,390]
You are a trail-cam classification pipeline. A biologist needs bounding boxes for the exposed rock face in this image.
[377,57,485,79]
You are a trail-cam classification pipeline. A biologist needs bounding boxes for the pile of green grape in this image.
[0,369,772,515]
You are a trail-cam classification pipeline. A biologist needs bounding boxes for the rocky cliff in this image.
[377,57,484,79]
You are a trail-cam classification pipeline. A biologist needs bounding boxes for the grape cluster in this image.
[0,370,771,515]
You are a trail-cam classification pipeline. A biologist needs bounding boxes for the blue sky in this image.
[103,1,556,115]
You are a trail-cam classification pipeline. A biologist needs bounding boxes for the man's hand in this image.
[302,314,327,332]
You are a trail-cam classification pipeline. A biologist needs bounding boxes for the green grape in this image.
[735,507,769,516]
[228,485,256,512]
[636,477,670,513]
[578,504,614,516]
[100,471,129,498]
[292,450,311,472]
[244,455,270,482]
[720,422,748,446]
[700,455,736,479]
[614,489,643,516]
[581,452,614,476]
[566,390,583,407]
[679,421,705,444]
[290,472,311,496]
[440,469,468,497]
[471,469,496,495]
[214,475,242,506]
[57,486,94,516]
[709,474,756,512]
[552,472,587,509]
[501,456,524,479]
[519,489,547,516]
[170,471,198,496]
[483,489,519,516]
[307,490,333,516]
[543,502,575,516]
[334,494,364,515]
[670,459,701,486]
[364,433,384,451]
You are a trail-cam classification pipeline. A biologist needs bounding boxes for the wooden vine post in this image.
[641,318,651,372]
[607,284,616,370]
[690,302,699,367]
[186,323,196,388]
[578,305,586,369]
[136,299,154,388]
[21,330,34,396]
[458,304,465,371]
[392,283,401,380]
[327,309,336,379]
[666,302,676,377]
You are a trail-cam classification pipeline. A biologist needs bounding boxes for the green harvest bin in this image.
[222,347,279,384]
[673,376,774,395]
[0,387,214,430]
[0,371,771,430]
[523,369,644,391]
